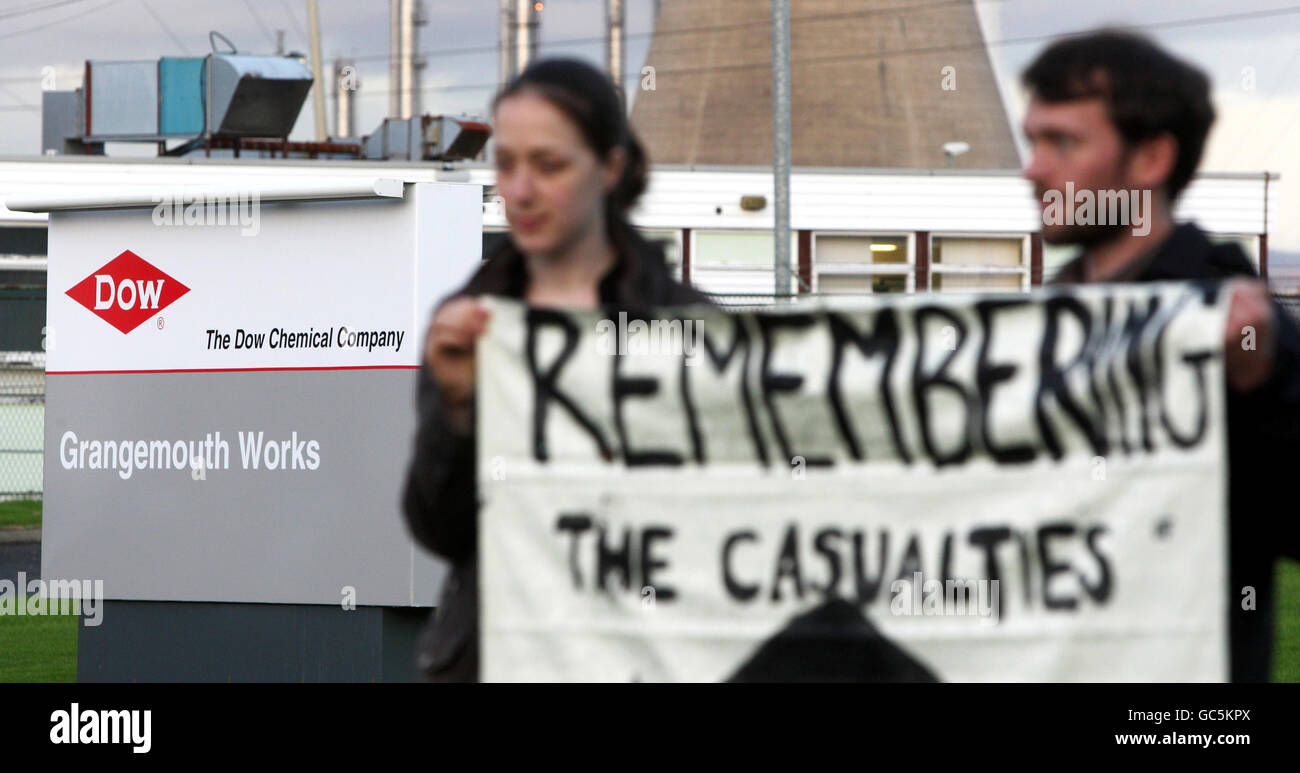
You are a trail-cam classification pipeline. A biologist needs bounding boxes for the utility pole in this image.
[499,0,512,90]
[772,0,792,299]
[307,0,326,140]
[607,0,625,110]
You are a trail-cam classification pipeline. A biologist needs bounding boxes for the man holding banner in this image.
[1022,30,1300,681]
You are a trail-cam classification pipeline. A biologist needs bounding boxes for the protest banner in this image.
[478,282,1230,681]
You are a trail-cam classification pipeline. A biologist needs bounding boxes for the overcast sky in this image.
[1,0,1298,263]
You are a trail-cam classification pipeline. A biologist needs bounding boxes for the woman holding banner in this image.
[402,58,711,682]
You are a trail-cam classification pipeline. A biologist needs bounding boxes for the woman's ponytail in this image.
[607,128,648,216]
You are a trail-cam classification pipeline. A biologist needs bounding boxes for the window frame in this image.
[928,232,1031,293]
[811,231,915,294]
[690,228,800,272]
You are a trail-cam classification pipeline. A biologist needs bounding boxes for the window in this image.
[691,230,798,298]
[694,230,796,268]
[813,234,911,295]
[0,259,46,353]
[929,235,1028,293]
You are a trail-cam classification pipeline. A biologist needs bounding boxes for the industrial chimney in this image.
[607,0,624,109]
[499,0,539,90]
[334,58,357,137]
[389,0,426,119]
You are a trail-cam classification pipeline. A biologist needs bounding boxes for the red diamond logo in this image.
[66,250,190,334]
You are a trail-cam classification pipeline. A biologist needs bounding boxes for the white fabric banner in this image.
[478,283,1230,681]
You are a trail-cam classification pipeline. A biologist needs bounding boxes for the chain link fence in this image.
[0,357,43,501]
[0,269,45,502]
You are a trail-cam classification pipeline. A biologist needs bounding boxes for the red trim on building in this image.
[1030,232,1044,286]
[798,230,812,292]
[914,231,930,292]
[1260,233,1269,279]
[681,228,692,286]
[1262,173,1271,278]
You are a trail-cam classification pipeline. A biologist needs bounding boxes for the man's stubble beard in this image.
[1042,220,1131,249]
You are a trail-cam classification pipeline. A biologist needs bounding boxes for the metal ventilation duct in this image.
[206,54,314,137]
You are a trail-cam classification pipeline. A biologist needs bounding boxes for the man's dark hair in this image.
[1021,29,1216,201]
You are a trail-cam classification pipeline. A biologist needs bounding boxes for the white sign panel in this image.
[43,182,480,606]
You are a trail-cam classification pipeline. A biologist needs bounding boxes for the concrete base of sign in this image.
[77,601,428,682]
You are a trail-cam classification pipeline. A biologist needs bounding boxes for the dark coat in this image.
[1052,222,1300,682]
[401,230,711,681]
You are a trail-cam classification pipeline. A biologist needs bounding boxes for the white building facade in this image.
[1,157,1276,303]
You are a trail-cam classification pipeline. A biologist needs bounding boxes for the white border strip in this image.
[3,178,405,213]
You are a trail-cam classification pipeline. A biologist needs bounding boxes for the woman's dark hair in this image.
[492,57,651,260]
[1021,29,1215,202]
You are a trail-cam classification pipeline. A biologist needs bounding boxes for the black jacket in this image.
[1053,223,1300,681]
[402,231,711,681]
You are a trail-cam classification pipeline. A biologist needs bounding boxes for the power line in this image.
[0,83,36,110]
[138,0,190,55]
[0,0,96,21]
[0,0,126,41]
[341,0,1027,65]
[241,0,278,49]
[346,3,1300,100]
[0,0,1010,85]
[607,3,1300,82]
[4,0,1300,113]
[0,73,65,83]
[276,0,307,45]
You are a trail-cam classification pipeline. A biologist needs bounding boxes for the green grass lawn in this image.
[0,499,40,529]
[0,498,75,682]
[0,599,78,682]
[1272,558,1300,682]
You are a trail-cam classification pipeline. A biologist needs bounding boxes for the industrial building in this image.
[0,155,1275,319]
